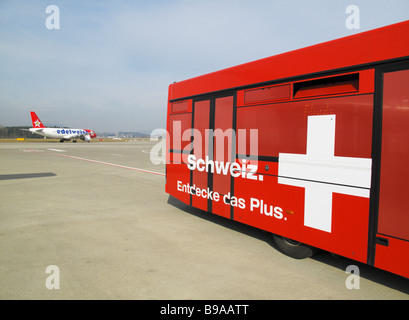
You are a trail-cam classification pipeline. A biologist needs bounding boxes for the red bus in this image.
[165,21,409,278]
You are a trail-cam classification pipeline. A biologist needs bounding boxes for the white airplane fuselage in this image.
[29,127,95,142]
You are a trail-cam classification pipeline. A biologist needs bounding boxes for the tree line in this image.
[0,126,42,139]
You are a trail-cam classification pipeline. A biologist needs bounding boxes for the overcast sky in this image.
[0,0,408,133]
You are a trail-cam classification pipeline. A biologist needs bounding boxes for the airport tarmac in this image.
[0,141,408,300]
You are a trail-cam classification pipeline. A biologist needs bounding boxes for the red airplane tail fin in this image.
[30,111,45,128]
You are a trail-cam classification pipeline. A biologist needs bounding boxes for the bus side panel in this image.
[237,95,373,159]
[375,68,409,278]
[374,236,409,278]
[168,113,192,154]
[167,161,191,205]
[233,173,305,238]
[213,96,234,196]
[167,112,192,204]
[212,96,234,219]
[378,69,409,241]
[192,100,210,212]
[234,94,373,262]
[233,172,371,263]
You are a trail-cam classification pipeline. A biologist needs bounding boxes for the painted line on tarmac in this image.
[19,148,44,152]
[55,154,165,176]
[48,148,66,152]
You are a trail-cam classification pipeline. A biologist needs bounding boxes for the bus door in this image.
[191,95,235,218]
[375,65,409,277]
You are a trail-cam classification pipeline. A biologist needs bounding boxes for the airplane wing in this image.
[28,128,44,133]
[63,132,91,141]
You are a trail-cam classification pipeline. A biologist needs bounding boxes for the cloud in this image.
[0,0,408,132]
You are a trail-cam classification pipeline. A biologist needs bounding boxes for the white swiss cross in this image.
[278,115,372,233]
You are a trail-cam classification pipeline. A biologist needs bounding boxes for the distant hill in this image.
[118,131,150,138]
[98,131,151,138]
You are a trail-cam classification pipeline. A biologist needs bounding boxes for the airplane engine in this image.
[80,135,91,142]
